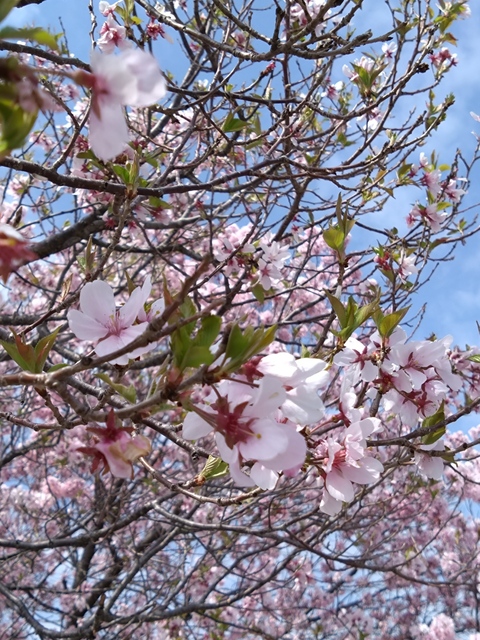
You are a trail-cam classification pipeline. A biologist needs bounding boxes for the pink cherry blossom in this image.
[414,439,445,480]
[97,15,129,53]
[334,336,378,383]
[257,352,329,425]
[67,279,155,364]
[76,49,167,161]
[314,421,384,515]
[78,409,151,478]
[0,223,37,283]
[396,250,418,282]
[99,1,120,16]
[183,377,307,488]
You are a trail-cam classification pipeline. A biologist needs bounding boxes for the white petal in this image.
[248,377,286,417]
[320,489,343,516]
[120,49,167,106]
[342,457,383,484]
[229,459,255,487]
[258,352,298,379]
[262,425,306,471]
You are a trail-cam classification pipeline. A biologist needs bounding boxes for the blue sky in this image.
[8,0,480,350]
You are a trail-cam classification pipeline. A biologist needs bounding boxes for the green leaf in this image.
[353,300,378,329]
[111,164,130,183]
[0,26,58,49]
[0,100,37,153]
[225,324,249,361]
[0,0,18,24]
[181,345,215,369]
[96,373,137,404]
[468,354,480,363]
[251,283,265,303]
[0,338,33,372]
[376,306,410,338]
[198,455,229,480]
[171,326,192,369]
[325,292,347,327]
[47,363,69,372]
[421,404,446,444]
[323,226,345,252]
[34,327,61,372]
[192,315,222,349]
[222,112,248,133]
[224,324,276,372]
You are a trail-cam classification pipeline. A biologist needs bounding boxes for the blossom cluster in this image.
[183,352,329,490]
[407,152,466,232]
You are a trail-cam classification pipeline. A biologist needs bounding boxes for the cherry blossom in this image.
[77,409,151,478]
[396,250,418,282]
[97,15,129,53]
[256,352,329,425]
[0,223,37,282]
[407,202,447,232]
[99,1,120,16]
[315,421,384,516]
[67,279,155,364]
[75,49,167,160]
[414,439,445,480]
[183,377,307,488]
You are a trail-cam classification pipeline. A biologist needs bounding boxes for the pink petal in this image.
[342,457,383,484]
[239,419,288,461]
[326,469,354,502]
[250,463,278,490]
[249,377,286,417]
[320,488,343,516]
[79,281,115,324]
[118,286,143,328]
[182,413,212,440]
[94,323,150,364]
[67,308,109,341]
[229,459,255,487]
[215,433,238,464]
[262,425,306,472]
[120,49,167,106]
[258,352,298,378]
[95,442,132,478]
[89,98,129,161]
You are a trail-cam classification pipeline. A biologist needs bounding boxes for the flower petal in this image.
[121,49,167,106]
[326,469,354,502]
[239,419,288,461]
[89,98,129,161]
[79,281,115,324]
[118,286,143,328]
[182,413,212,440]
[250,463,278,490]
[67,309,109,341]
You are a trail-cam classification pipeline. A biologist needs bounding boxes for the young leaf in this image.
[376,306,410,338]
[198,455,229,481]
[96,373,137,404]
[222,112,248,133]
[325,292,347,328]
[34,327,61,372]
